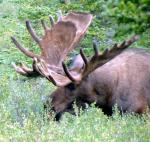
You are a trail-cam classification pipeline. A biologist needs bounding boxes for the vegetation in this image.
[0,0,150,141]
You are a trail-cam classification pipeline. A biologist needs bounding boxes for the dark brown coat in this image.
[47,48,150,120]
[11,11,149,121]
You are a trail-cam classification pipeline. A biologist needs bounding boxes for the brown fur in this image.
[11,12,149,121]
[45,48,150,120]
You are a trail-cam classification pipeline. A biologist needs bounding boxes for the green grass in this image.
[0,0,150,141]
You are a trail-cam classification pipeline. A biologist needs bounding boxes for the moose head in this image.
[12,11,149,121]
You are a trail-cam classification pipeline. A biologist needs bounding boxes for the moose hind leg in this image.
[127,95,148,114]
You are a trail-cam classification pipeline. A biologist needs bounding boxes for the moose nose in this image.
[54,112,63,121]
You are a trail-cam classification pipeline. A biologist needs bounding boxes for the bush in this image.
[107,0,150,33]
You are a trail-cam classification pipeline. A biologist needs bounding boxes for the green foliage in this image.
[0,103,149,141]
[107,0,150,33]
[61,0,150,35]
[0,0,150,141]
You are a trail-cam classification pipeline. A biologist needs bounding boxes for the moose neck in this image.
[75,66,115,108]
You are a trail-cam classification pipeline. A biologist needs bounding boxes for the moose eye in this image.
[66,83,76,91]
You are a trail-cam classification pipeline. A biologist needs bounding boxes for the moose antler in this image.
[11,11,93,77]
[35,35,139,86]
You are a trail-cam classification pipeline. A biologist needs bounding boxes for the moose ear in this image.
[66,83,76,91]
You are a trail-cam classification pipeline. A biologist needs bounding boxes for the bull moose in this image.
[11,11,150,121]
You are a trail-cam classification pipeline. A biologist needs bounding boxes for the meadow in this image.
[0,0,150,141]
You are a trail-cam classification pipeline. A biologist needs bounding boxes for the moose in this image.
[11,11,150,121]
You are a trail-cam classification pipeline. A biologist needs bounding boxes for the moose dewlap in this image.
[11,11,150,121]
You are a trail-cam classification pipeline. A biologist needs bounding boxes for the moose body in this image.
[11,11,150,121]
[50,48,150,120]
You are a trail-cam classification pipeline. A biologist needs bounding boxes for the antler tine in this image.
[12,62,27,75]
[93,41,99,57]
[41,19,48,31]
[26,20,41,44]
[80,48,88,68]
[62,62,78,82]
[47,75,58,86]
[108,35,139,55]
[34,58,69,86]
[34,57,49,76]
[36,64,47,77]
[118,35,139,49]
[102,48,109,58]
[49,15,54,26]
[125,35,139,47]
[119,41,126,48]
[11,36,39,58]
[101,35,140,61]
[20,63,33,72]
[112,43,118,49]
